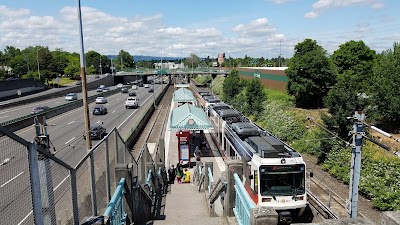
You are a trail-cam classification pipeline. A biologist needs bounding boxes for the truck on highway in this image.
[125,97,139,109]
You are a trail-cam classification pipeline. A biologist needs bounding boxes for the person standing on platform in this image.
[168,165,176,184]
[194,146,201,161]
[176,161,183,183]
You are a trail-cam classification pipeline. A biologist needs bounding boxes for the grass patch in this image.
[48,77,76,86]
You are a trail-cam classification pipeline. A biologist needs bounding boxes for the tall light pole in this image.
[36,46,41,80]
[110,58,114,75]
[99,56,102,75]
[160,47,163,90]
[76,0,92,153]
[279,39,282,67]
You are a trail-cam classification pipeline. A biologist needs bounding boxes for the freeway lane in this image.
[0,85,120,123]
[0,83,162,224]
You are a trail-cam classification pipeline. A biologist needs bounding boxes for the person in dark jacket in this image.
[176,161,183,183]
[168,165,176,184]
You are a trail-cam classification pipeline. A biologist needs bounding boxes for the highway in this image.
[0,82,162,224]
[0,81,119,123]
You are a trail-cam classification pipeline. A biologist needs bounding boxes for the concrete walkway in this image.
[153,101,228,225]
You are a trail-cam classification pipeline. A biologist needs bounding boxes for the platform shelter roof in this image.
[173,87,196,103]
[169,103,212,131]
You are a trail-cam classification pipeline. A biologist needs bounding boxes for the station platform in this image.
[153,102,232,225]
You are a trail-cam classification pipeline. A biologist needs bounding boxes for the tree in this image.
[325,40,376,138]
[370,42,400,129]
[184,54,201,69]
[85,50,101,74]
[9,55,28,77]
[286,39,336,108]
[244,78,266,116]
[117,50,134,70]
[49,49,69,75]
[64,54,80,79]
[222,69,244,104]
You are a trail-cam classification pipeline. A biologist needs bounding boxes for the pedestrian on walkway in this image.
[182,168,190,183]
[176,161,183,183]
[168,165,176,184]
[194,146,201,161]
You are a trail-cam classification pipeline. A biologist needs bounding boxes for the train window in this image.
[259,165,306,196]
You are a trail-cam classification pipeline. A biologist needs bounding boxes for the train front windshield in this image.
[259,164,305,196]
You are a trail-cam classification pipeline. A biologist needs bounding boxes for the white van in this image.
[132,85,138,90]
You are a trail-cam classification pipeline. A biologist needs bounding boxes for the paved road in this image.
[0,83,162,225]
[0,84,116,123]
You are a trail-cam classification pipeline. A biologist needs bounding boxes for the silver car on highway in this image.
[95,96,107,104]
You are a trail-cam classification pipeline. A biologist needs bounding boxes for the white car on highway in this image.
[65,93,78,101]
[125,97,139,109]
[95,96,107,104]
[117,83,123,88]
[144,84,149,88]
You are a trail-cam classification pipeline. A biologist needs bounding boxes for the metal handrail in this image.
[207,167,214,193]
[104,178,127,224]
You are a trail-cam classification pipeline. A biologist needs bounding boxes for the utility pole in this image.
[99,56,102,75]
[160,48,163,90]
[36,46,41,80]
[121,58,123,71]
[110,59,114,75]
[346,111,365,219]
[279,39,282,67]
[76,0,92,152]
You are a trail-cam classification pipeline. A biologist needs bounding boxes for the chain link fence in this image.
[0,125,136,224]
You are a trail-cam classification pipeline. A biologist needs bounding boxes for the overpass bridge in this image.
[113,68,229,84]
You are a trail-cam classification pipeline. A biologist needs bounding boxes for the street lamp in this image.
[99,56,102,75]
[36,46,41,80]
[160,47,163,91]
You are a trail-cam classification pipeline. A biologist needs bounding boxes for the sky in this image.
[0,0,399,59]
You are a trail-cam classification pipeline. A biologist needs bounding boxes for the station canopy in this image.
[169,103,212,131]
[173,87,196,103]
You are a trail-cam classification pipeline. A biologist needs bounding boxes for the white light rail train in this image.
[197,91,307,223]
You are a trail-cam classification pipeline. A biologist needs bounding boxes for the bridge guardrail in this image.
[104,178,127,225]
[233,173,255,225]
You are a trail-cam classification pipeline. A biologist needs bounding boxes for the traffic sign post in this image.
[55,77,60,88]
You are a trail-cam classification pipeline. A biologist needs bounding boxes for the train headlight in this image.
[262,198,272,202]
[294,196,304,201]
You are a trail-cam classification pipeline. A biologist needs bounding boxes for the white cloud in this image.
[305,0,384,19]
[304,11,319,19]
[0,5,30,18]
[232,18,277,37]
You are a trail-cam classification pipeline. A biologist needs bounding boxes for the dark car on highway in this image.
[31,106,49,114]
[92,105,107,115]
[148,88,154,93]
[83,125,107,140]
[128,91,137,96]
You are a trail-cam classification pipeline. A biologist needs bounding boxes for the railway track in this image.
[130,85,173,159]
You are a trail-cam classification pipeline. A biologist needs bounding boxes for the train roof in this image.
[217,109,241,118]
[210,103,230,111]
